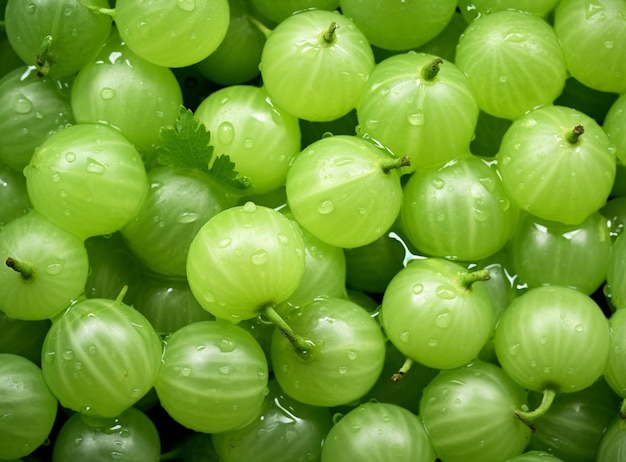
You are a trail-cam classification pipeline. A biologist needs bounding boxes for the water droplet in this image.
[88,345,97,355]
[73,437,83,446]
[64,152,76,163]
[604,40,614,49]
[277,233,289,245]
[427,338,439,347]
[431,177,445,189]
[243,138,254,149]
[543,366,552,373]
[251,250,268,265]
[45,260,64,275]
[504,32,526,42]
[399,331,411,343]
[176,0,195,10]
[317,199,334,215]
[346,350,357,360]
[14,95,33,114]
[575,324,584,333]
[216,336,236,352]
[242,201,256,213]
[338,366,347,375]
[434,309,453,328]
[509,344,520,356]
[498,75,508,83]
[26,3,37,14]
[176,211,199,224]
[137,20,151,39]
[63,6,73,15]
[62,350,75,360]
[45,351,56,364]
[412,283,424,294]
[203,290,215,303]
[436,284,457,300]
[51,171,62,183]
[100,87,116,100]
[86,158,106,174]
[181,367,191,377]
[407,112,425,126]
[219,365,231,374]
[218,121,235,144]
[218,238,232,248]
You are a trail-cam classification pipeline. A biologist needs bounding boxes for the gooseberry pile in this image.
[1,0,626,461]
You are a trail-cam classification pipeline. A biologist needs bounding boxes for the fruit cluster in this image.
[1,0,626,461]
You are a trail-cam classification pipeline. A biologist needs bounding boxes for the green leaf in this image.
[156,106,253,191]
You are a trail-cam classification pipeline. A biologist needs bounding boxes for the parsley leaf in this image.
[156,106,252,192]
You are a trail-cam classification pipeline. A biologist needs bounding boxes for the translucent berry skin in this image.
[496,105,616,225]
[186,202,306,322]
[0,211,89,321]
[41,297,163,419]
[25,123,149,240]
[455,10,567,120]
[0,353,58,461]
[260,9,375,122]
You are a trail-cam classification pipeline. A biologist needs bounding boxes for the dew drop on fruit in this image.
[434,309,453,328]
[176,211,199,224]
[13,95,33,114]
[216,336,236,353]
[346,350,358,360]
[351,425,362,433]
[44,351,56,364]
[498,75,508,84]
[51,171,62,183]
[431,177,445,189]
[62,350,75,360]
[45,260,64,275]
[317,199,335,215]
[604,41,614,49]
[400,331,411,343]
[504,32,527,43]
[26,3,36,14]
[338,366,347,375]
[412,283,424,294]
[242,201,256,213]
[509,344,520,356]
[218,365,230,375]
[435,284,457,300]
[575,324,584,333]
[407,112,425,126]
[217,121,235,144]
[181,367,191,377]
[63,6,73,16]
[251,249,268,265]
[65,152,76,163]
[88,345,97,355]
[137,20,152,39]
[427,338,439,347]
[74,437,83,446]
[277,233,289,245]
[203,290,216,303]
[86,158,106,174]
[100,87,116,100]
[218,238,232,248]
[243,138,254,149]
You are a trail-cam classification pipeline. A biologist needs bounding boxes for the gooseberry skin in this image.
[494,285,610,394]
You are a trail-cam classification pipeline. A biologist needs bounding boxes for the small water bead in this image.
[218,365,230,375]
[338,366,347,375]
[427,338,439,347]
[242,201,256,213]
[509,344,520,356]
[181,367,191,377]
[203,290,216,303]
[64,152,76,163]
[100,87,116,100]
[86,158,106,174]
[218,238,232,248]
[412,283,424,294]
[346,350,358,360]
[435,284,457,300]
[14,95,33,114]
[498,75,508,84]
[399,331,411,343]
[277,233,289,245]
[137,20,152,39]
[26,2,37,14]
[73,437,83,446]
[88,345,97,355]
[434,309,453,328]
[407,112,425,126]
[243,138,254,149]
[45,260,64,275]
[431,177,445,189]
[504,32,527,43]
[62,350,75,360]
[63,6,73,15]
[317,199,335,215]
[250,249,268,265]
[176,211,199,224]
[575,324,584,333]
[51,171,62,183]
[216,336,236,353]
[45,351,56,364]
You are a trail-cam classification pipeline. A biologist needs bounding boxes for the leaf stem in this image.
[565,125,584,144]
[263,305,315,357]
[381,155,411,173]
[421,58,443,81]
[36,35,52,76]
[5,257,35,281]
[516,387,557,426]
[619,397,626,419]
[321,21,339,44]
[458,269,491,290]
[391,357,414,382]
[247,15,272,39]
